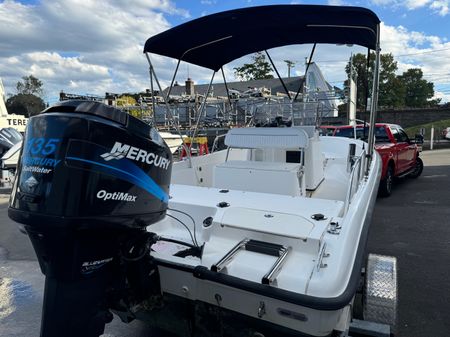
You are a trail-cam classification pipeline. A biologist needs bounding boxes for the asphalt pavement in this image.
[367,149,450,337]
[1,149,449,337]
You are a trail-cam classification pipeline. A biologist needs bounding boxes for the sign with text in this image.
[0,115,28,132]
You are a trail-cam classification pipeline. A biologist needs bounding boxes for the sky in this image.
[0,0,449,104]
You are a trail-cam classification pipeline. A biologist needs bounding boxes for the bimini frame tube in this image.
[149,66,157,125]
[365,24,381,175]
[192,71,216,140]
[145,53,192,165]
[294,43,316,102]
[265,50,291,100]
[145,54,181,133]
[221,67,233,108]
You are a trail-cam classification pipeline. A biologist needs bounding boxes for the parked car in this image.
[334,123,423,197]
[319,125,338,136]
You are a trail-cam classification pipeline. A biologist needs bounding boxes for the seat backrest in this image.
[225,127,310,150]
[213,160,303,196]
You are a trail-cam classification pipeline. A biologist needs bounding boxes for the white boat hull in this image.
[143,132,381,336]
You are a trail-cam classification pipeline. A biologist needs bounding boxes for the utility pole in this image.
[284,60,295,78]
[348,54,357,126]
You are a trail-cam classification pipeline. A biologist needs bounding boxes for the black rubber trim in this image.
[157,163,381,311]
[246,239,283,257]
[156,258,197,273]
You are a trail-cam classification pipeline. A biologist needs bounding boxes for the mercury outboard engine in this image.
[8,100,172,337]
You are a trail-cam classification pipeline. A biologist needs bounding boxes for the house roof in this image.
[164,76,305,97]
[144,5,380,70]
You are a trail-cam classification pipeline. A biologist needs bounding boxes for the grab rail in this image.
[344,150,365,214]
[211,133,227,153]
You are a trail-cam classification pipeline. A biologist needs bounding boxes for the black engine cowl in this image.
[9,100,172,229]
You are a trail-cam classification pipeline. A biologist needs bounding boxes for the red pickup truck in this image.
[334,123,423,197]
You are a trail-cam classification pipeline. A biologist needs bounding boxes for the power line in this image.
[313,47,450,64]
[396,47,450,57]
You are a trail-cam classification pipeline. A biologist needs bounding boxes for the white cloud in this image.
[379,23,450,102]
[328,0,345,5]
[371,0,449,16]
[430,0,449,15]
[404,0,431,10]
[0,0,449,105]
[0,0,189,102]
[225,23,450,102]
[370,0,396,5]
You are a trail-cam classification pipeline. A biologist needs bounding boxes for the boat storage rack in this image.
[211,238,291,285]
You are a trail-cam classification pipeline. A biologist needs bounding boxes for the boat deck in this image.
[150,184,346,294]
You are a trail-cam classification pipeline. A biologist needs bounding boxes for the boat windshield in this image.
[334,126,390,143]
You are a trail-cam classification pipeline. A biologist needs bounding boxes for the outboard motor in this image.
[8,100,172,337]
[0,127,23,156]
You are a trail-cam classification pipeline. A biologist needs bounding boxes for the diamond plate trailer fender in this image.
[364,254,398,333]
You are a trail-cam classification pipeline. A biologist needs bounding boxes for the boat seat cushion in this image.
[213,160,302,196]
[225,127,310,149]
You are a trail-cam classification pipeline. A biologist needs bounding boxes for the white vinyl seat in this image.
[213,160,303,196]
[224,127,310,149]
[212,127,322,195]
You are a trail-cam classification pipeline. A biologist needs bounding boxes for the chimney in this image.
[185,78,195,96]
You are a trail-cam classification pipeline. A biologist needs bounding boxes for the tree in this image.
[398,68,437,107]
[234,52,274,81]
[345,53,406,109]
[381,76,406,108]
[16,75,44,97]
[345,53,371,110]
[345,53,440,109]
[6,94,46,117]
[5,75,46,117]
[377,53,406,108]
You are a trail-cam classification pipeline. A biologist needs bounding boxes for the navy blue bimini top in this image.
[144,5,380,70]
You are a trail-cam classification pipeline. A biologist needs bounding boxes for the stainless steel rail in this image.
[344,151,365,213]
[211,238,291,286]
[211,239,249,272]
[211,133,227,153]
[262,246,292,285]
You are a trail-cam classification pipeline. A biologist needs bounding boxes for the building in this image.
[161,62,339,117]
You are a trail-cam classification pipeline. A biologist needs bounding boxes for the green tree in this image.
[398,68,437,107]
[345,53,406,109]
[6,75,46,117]
[381,76,406,108]
[377,53,406,108]
[16,75,44,96]
[234,52,274,81]
[6,94,45,117]
[345,53,371,110]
